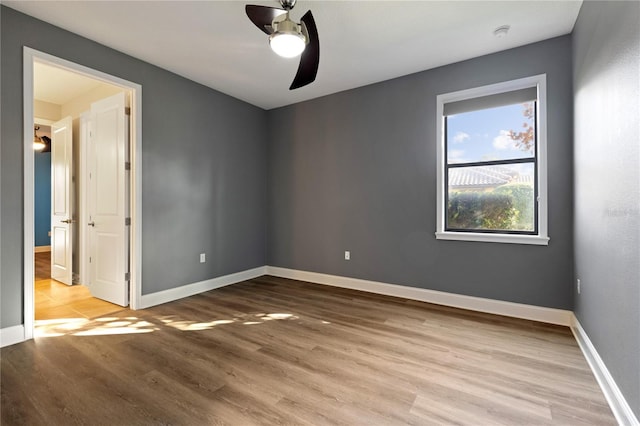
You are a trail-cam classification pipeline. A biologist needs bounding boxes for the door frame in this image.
[23,47,143,340]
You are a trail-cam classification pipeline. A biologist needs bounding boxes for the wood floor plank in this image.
[2,275,615,425]
[33,252,125,323]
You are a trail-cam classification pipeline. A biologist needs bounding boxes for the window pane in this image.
[446,102,535,164]
[447,163,535,232]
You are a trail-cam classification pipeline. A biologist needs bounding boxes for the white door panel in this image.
[88,92,129,306]
[96,233,119,282]
[50,116,73,285]
[52,226,69,269]
[95,109,120,215]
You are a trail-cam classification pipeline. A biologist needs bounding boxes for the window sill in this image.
[435,231,549,246]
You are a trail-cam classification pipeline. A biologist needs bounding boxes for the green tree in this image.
[448,192,516,230]
[494,183,534,231]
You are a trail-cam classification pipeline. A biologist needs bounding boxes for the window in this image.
[436,75,549,245]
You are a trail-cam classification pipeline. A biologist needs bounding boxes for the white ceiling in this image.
[6,1,582,110]
[34,62,104,105]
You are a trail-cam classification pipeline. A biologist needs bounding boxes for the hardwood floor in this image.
[34,251,123,322]
[2,275,615,425]
[34,250,51,281]
[35,279,125,322]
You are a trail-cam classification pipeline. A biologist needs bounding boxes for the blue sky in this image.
[446,102,534,164]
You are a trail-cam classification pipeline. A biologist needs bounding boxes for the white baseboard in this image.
[139,266,267,309]
[570,315,639,426]
[265,266,573,326]
[34,245,51,253]
[1,325,25,348]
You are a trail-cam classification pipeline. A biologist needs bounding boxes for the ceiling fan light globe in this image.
[270,32,306,58]
[33,133,45,151]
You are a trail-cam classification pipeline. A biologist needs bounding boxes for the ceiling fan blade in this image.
[290,10,319,90]
[41,136,51,153]
[245,5,286,35]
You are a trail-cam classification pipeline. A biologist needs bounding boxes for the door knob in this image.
[61,219,74,224]
[88,221,95,227]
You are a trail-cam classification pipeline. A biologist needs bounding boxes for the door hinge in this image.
[125,162,131,170]
[125,272,130,281]
[89,256,92,263]
[125,107,131,115]
[125,217,131,226]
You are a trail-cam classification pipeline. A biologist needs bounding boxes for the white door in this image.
[87,92,129,306]
[50,116,73,285]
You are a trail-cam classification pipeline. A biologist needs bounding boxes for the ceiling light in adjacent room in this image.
[33,126,45,151]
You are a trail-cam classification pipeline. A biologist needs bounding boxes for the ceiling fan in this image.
[33,126,51,152]
[245,0,319,90]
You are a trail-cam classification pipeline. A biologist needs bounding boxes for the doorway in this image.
[23,47,143,340]
[33,116,122,322]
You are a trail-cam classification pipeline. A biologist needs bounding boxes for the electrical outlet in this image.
[344,251,350,260]
[48,231,51,237]
[577,279,581,294]
[200,253,206,263]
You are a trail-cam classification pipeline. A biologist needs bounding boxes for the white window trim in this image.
[435,74,549,245]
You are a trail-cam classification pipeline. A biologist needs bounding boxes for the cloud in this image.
[448,149,467,163]
[493,130,517,150]
[452,131,470,144]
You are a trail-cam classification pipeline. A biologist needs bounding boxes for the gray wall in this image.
[573,1,640,419]
[268,36,574,309]
[0,6,268,328]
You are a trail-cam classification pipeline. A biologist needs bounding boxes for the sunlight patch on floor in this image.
[35,317,159,337]
[157,312,302,331]
[34,311,329,338]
